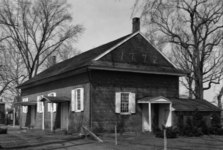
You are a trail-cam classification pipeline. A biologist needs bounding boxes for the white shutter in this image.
[22,98,28,113]
[23,106,27,113]
[115,92,121,113]
[129,93,136,114]
[80,88,84,111]
[48,93,56,112]
[37,95,43,113]
[71,90,76,111]
[53,103,56,112]
[48,103,52,112]
[37,98,40,113]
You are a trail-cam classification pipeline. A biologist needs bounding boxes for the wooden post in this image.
[115,125,118,145]
[51,103,53,131]
[164,128,167,150]
[148,102,152,131]
[13,107,16,127]
[42,102,45,130]
[169,103,172,127]
[67,103,69,131]
[82,126,103,143]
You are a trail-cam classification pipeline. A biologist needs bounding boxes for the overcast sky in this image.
[67,0,135,51]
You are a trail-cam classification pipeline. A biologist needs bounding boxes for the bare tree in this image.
[0,45,26,98]
[217,87,223,109]
[133,0,223,99]
[0,0,83,79]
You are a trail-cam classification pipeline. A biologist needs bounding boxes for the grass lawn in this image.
[96,133,223,150]
[1,127,223,150]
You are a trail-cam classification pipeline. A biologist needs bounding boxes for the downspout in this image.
[87,67,93,130]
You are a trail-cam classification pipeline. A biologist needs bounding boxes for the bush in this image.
[211,113,221,128]
[0,128,7,134]
[155,127,178,138]
[178,117,204,137]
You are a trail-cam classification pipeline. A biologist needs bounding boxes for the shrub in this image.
[155,127,178,138]
[211,113,221,128]
[178,117,204,137]
[0,128,7,134]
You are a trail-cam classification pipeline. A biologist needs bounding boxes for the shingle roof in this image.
[171,98,221,111]
[138,97,220,111]
[19,32,186,88]
[19,33,132,88]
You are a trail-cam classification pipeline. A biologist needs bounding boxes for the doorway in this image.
[60,103,69,129]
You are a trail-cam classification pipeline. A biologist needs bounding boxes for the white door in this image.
[142,105,150,131]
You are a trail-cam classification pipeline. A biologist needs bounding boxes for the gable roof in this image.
[18,32,185,89]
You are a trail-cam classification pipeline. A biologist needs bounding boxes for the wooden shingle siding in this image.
[99,34,174,68]
[91,86,142,132]
[90,70,179,132]
[21,83,90,132]
[90,70,179,98]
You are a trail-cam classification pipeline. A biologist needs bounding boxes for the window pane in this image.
[121,93,129,113]
[77,89,81,110]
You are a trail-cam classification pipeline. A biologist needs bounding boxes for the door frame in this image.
[138,96,173,132]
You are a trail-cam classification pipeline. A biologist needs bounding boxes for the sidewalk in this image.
[0,125,85,149]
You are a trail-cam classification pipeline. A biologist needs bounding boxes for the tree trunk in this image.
[188,76,194,99]
[217,87,223,109]
[195,77,203,100]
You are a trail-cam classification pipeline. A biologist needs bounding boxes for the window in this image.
[48,93,56,112]
[71,88,84,112]
[22,97,28,113]
[115,92,136,114]
[120,93,129,113]
[37,95,44,113]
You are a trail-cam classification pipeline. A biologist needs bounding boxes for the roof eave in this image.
[18,67,88,89]
[88,65,186,76]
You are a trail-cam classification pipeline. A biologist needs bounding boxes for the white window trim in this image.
[115,92,136,115]
[22,97,28,113]
[71,88,84,112]
[37,95,44,113]
[47,92,56,112]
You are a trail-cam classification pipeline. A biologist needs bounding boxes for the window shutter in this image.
[53,103,56,112]
[37,98,40,113]
[71,90,76,111]
[48,103,52,112]
[129,93,136,114]
[23,106,27,113]
[22,98,28,113]
[80,88,84,111]
[115,92,121,113]
[37,96,43,113]
[48,93,56,112]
